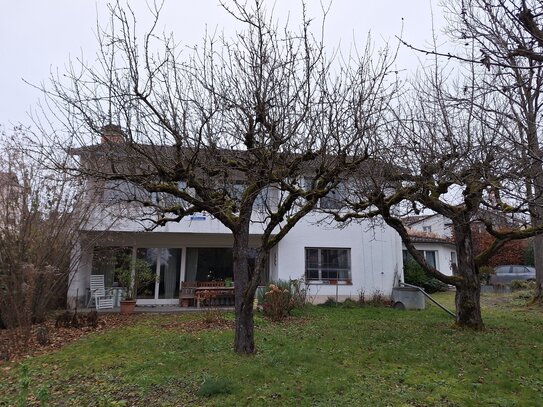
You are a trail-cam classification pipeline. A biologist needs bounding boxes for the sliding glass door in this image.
[136,248,182,305]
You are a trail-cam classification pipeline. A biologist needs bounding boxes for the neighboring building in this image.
[68,136,404,307]
[402,214,457,276]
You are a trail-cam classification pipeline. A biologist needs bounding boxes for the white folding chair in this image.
[87,275,114,310]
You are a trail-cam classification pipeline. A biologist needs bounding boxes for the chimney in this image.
[100,124,125,144]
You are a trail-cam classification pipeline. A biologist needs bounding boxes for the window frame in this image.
[305,247,352,284]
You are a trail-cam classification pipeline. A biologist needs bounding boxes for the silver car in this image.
[489,265,536,285]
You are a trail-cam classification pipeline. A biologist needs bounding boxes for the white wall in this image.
[275,214,403,303]
[70,213,404,306]
[403,242,456,277]
[409,215,452,238]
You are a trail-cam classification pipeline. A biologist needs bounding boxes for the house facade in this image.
[402,214,457,276]
[68,132,404,307]
[69,207,403,307]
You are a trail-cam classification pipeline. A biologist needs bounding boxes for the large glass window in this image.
[403,249,438,269]
[91,247,132,287]
[305,248,351,282]
[136,248,182,300]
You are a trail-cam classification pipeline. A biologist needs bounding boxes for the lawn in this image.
[1,291,542,406]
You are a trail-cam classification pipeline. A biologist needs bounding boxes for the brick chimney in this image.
[100,124,125,144]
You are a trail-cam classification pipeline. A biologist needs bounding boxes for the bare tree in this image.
[400,0,543,301]
[35,1,397,353]
[0,126,96,346]
[445,0,543,302]
[335,65,543,329]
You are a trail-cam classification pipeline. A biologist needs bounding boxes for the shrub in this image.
[342,298,358,308]
[510,279,536,291]
[357,290,390,307]
[262,281,292,321]
[319,297,339,307]
[479,266,493,285]
[260,279,307,321]
[403,259,448,293]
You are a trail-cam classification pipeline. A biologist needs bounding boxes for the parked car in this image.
[489,265,536,285]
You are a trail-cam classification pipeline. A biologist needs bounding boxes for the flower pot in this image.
[120,299,137,314]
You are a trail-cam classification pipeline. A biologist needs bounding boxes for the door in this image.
[136,248,182,305]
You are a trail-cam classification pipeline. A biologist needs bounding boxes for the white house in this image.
[402,214,457,276]
[69,209,403,307]
[68,133,404,307]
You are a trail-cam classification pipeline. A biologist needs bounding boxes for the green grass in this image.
[1,292,542,406]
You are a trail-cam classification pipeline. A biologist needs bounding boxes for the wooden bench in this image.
[179,281,198,307]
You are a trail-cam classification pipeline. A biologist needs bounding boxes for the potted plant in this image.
[115,258,155,314]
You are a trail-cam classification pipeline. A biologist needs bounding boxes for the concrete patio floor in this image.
[84,306,235,314]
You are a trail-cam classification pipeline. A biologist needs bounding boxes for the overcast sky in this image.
[0,1,447,128]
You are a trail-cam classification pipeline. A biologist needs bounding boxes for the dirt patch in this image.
[0,313,143,364]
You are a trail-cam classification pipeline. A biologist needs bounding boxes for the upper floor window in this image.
[422,226,432,232]
[102,180,147,202]
[319,183,347,210]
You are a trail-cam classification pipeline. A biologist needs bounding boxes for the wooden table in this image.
[194,286,235,308]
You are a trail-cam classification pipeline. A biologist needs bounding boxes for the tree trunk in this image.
[453,219,484,329]
[524,111,543,303]
[532,234,543,302]
[232,225,256,354]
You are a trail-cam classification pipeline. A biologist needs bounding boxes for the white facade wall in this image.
[403,241,456,277]
[409,215,452,238]
[275,214,403,303]
[70,210,404,306]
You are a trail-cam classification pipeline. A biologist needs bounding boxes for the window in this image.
[102,180,147,202]
[91,247,132,287]
[305,248,351,282]
[424,250,437,268]
[450,251,457,267]
[319,183,347,210]
[422,226,432,232]
[403,249,438,269]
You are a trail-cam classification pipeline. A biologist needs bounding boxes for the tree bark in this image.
[232,221,256,354]
[532,234,543,302]
[453,218,484,329]
[525,115,543,303]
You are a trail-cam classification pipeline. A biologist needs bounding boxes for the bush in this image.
[357,290,390,307]
[261,281,292,321]
[319,297,339,307]
[510,279,536,291]
[479,266,493,285]
[259,279,307,321]
[342,298,358,308]
[403,259,448,293]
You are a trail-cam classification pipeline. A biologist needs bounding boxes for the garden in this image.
[1,287,542,406]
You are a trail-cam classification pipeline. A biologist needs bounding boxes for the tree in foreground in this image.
[37,1,397,353]
[404,0,543,302]
[334,65,543,329]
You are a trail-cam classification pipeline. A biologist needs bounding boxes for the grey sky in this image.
[0,1,446,128]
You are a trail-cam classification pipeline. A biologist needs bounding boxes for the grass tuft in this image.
[197,376,233,397]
